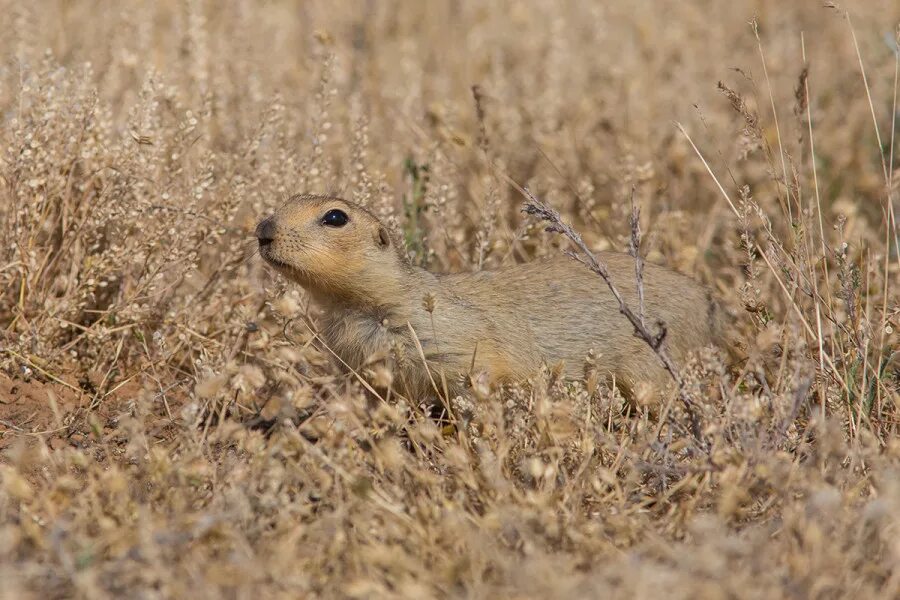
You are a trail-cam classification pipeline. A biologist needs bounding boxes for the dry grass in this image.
[1,1,899,598]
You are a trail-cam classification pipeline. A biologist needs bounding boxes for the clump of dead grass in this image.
[1,1,899,598]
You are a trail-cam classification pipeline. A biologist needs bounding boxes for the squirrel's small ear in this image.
[376,226,391,249]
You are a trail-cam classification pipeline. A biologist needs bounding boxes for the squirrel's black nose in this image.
[256,217,276,246]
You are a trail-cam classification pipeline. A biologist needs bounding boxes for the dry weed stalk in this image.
[522,191,708,449]
[0,2,898,597]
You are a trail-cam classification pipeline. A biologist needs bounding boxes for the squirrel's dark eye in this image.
[321,209,349,227]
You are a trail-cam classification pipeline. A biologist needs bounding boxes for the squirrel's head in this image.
[256,194,404,304]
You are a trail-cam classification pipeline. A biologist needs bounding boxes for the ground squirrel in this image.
[257,194,722,400]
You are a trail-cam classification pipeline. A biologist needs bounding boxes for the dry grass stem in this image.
[1,2,898,597]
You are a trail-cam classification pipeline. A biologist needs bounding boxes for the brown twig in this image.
[521,190,708,450]
[627,187,646,327]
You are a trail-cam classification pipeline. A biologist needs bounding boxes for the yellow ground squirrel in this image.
[256,194,722,399]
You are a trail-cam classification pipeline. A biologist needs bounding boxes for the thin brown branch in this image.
[522,190,708,450]
[627,187,646,327]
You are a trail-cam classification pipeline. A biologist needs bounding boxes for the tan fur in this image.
[258,194,721,400]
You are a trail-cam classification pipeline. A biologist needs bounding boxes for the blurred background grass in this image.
[1,1,899,598]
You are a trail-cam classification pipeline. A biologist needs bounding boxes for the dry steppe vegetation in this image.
[1,1,899,598]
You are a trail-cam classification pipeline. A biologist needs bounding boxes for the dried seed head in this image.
[422,291,436,313]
